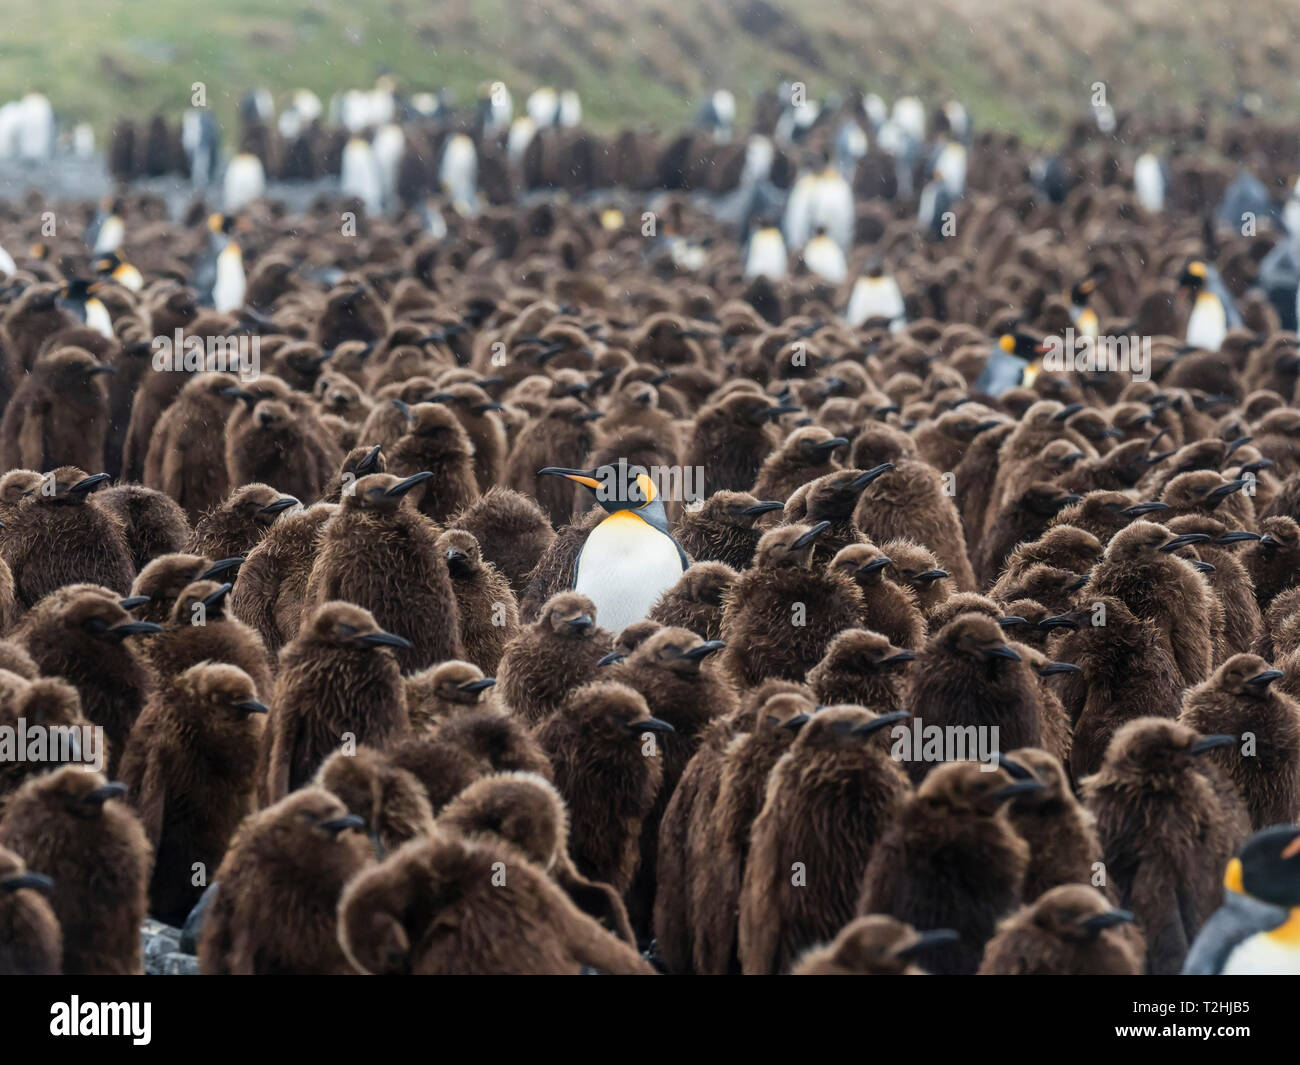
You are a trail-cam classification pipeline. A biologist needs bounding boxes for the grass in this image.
[3,0,1299,146]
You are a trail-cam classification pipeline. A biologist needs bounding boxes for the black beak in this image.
[982,643,1022,662]
[472,402,505,414]
[996,754,1035,780]
[596,651,625,666]
[1159,532,1212,552]
[627,716,676,734]
[1038,613,1079,630]
[69,473,111,495]
[320,814,367,835]
[1039,660,1082,676]
[1214,531,1261,546]
[1121,501,1170,517]
[1192,560,1215,573]
[355,444,383,474]
[386,472,434,497]
[894,929,961,958]
[781,713,812,731]
[0,871,54,894]
[1205,479,1248,506]
[390,398,412,419]
[200,556,245,580]
[678,640,726,661]
[997,616,1028,629]
[566,614,595,632]
[851,710,910,737]
[882,650,916,667]
[792,521,832,549]
[1244,670,1284,690]
[1079,909,1136,932]
[233,699,269,715]
[1190,733,1237,755]
[861,556,893,574]
[445,548,469,567]
[457,677,497,693]
[992,780,1046,801]
[914,569,949,583]
[849,463,895,492]
[741,500,785,516]
[107,620,164,638]
[357,630,414,650]
[810,437,850,455]
[1052,402,1084,421]
[118,596,150,610]
[259,496,299,515]
[83,782,127,806]
[1224,435,1253,459]
[221,387,257,407]
[202,583,233,608]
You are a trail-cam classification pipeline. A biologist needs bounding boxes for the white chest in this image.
[1221,932,1300,974]
[574,514,684,635]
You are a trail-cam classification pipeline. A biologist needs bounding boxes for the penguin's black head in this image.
[1229,825,1300,907]
[997,332,1048,360]
[538,460,661,517]
[1178,260,1208,291]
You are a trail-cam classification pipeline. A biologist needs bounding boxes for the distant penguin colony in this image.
[8,70,1300,981]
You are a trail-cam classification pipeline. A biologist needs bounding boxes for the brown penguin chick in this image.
[648,561,737,640]
[992,525,1103,593]
[1158,469,1255,531]
[12,590,159,776]
[0,557,16,634]
[1179,654,1300,829]
[1087,520,1217,688]
[0,767,149,974]
[671,493,782,573]
[263,601,410,803]
[953,420,1015,556]
[977,482,1083,588]
[607,627,738,933]
[739,706,911,975]
[1050,490,1169,544]
[228,502,334,654]
[303,472,463,673]
[437,771,635,944]
[791,466,896,564]
[1059,438,1160,496]
[0,675,95,804]
[751,426,846,501]
[913,405,1007,475]
[403,660,497,735]
[142,371,238,520]
[903,613,1044,780]
[533,680,669,895]
[315,746,435,857]
[858,759,1032,975]
[0,346,113,472]
[685,391,791,497]
[807,628,914,712]
[439,528,518,672]
[142,579,274,696]
[314,280,389,349]
[516,506,605,623]
[425,382,508,492]
[978,884,1143,975]
[1255,586,1300,660]
[1010,643,1075,765]
[1253,407,1300,478]
[0,468,135,606]
[1244,515,1300,610]
[320,442,385,504]
[0,468,42,524]
[991,563,1089,616]
[496,592,613,724]
[690,692,814,974]
[1082,717,1251,974]
[0,844,61,975]
[336,827,653,975]
[0,283,76,388]
[849,423,977,591]
[446,486,556,594]
[989,400,1092,512]
[1165,513,1262,657]
[827,543,928,650]
[386,402,480,523]
[998,747,1104,901]
[198,787,373,974]
[118,662,265,924]
[793,914,957,975]
[187,482,298,559]
[719,522,865,688]
[94,483,191,572]
[504,397,600,527]
[880,538,954,617]
[389,702,552,812]
[129,552,243,625]
[223,376,342,506]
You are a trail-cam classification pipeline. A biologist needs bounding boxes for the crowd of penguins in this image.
[4,91,1300,978]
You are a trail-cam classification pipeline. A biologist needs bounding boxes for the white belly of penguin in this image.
[1221,932,1300,975]
[574,513,684,636]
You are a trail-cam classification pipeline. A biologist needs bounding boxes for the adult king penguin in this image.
[538,461,689,636]
[1184,825,1300,975]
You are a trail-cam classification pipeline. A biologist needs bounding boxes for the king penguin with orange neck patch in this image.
[1184,825,1300,974]
[538,461,690,635]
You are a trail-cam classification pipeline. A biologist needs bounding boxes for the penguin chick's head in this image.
[798,915,959,975]
[438,529,484,577]
[540,592,600,639]
[1208,653,1285,699]
[437,771,566,872]
[1101,717,1237,785]
[133,553,241,609]
[175,661,267,721]
[939,614,1024,667]
[625,626,726,677]
[997,747,1071,809]
[1102,519,1195,562]
[803,465,895,519]
[701,491,785,529]
[40,345,116,387]
[411,660,494,708]
[754,521,831,569]
[347,472,432,513]
[57,591,164,643]
[1028,884,1136,943]
[794,705,909,752]
[669,561,737,607]
[31,764,129,821]
[755,691,816,732]
[305,601,413,655]
[829,543,894,586]
[818,628,916,676]
[562,680,675,743]
[229,483,298,525]
[917,759,1044,815]
[537,461,661,518]
[42,466,111,505]
[170,579,233,625]
[1226,825,1300,907]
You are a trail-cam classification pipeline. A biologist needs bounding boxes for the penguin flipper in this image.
[1182,893,1289,975]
